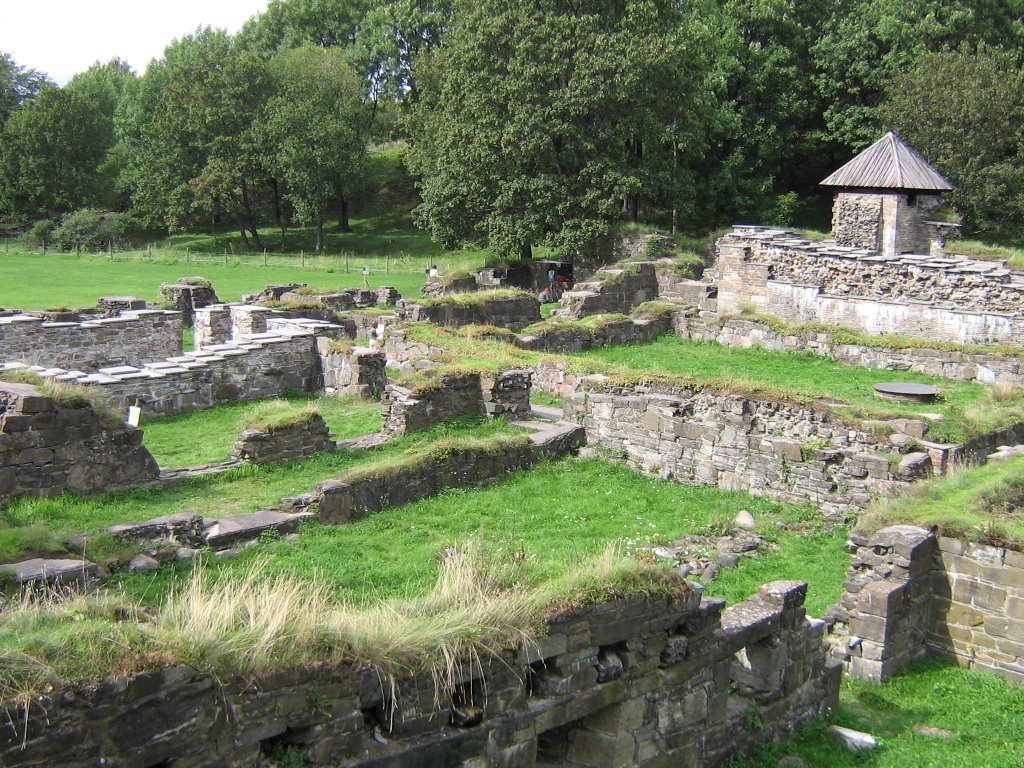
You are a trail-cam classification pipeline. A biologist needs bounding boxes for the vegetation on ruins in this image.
[0,543,680,704]
[143,394,380,467]
[859,455,1024,550]
[735,656,1024,767]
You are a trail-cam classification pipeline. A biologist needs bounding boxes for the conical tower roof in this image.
[820,132,953,191]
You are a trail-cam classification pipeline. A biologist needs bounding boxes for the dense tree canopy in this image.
[2,0,1023,246]
[263,46,368,252]
[0,88,109,223]
[879,46,1024,241]
[406,0,706,258]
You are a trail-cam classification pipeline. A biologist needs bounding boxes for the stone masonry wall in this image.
[832,192,882,250]
[0,580,839,768]
[829,525,1024,683]
[382,370,532,436]
[317,427,584,523]
[561,262,660,319]
[677,315,1024,386]
[564,379,915,519]
[316,338,387,398]
[0,382,159,506]
[716,226,1024,345]
[396,292,541,330]
[230,414,335,465]
[0,310,182,370]
[8,333,322,418]
[517,311,675,353]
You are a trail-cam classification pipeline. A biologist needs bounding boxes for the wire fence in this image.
[2,238,485,277]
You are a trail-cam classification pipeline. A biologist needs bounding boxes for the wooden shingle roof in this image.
[820,132,953,191]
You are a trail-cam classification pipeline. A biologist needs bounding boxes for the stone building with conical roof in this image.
[821,132,960,258]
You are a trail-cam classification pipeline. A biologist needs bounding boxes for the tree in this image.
[405,0,707,259]
[355,0,453,102]
[64,59,136,210]
[0,52,52,123]
[0,88,109,223]
[878,47,1024,242]
[263,46,367,253]
[237,0,368,54]
[125,29,270,248]
[688,0,834,227]
[812,0,1024,149]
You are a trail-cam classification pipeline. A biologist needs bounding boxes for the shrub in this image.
[27,219,55,246]
[50,209,142,252]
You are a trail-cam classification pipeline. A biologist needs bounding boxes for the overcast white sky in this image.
[0,0,271,85]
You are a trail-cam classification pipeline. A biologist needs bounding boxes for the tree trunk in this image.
[237,220,251,251]
[315,212,325,255]
[271,179,283,228]
[337,197,353,233]
[518,243,533,262]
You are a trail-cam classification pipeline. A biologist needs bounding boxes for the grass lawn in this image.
[572,335,1024,444]
[111,457,839,609]
[0,211,487,309]
[859,454,1024,549]
[0,416,521,563]
[141,394,382,467]
[735,656,1024,768]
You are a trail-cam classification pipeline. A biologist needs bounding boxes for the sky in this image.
[0,0,271,85]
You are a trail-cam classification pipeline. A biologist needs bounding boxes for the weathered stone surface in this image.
[1,558,99,588]
[202,510,315,550]
[230,415,335,465]
[396,292,540,330]
[564,378,910,519]
[0,383,159,506]
[560,262,660,319]
[834,524,1024,685]
[715,226,1024,346]
[0,310,182,370]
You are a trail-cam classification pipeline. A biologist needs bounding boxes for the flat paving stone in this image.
[203,510,316,549]
[1,558,99,587]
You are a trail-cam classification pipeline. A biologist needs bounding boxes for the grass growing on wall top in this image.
[141,394,381,468]
[574,335,1024,444]
[0,545,683,705]
[857,455,1024,550]
[726,309,1024,359]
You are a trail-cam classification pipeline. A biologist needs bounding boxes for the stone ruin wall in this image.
[0,581,840,768]
[677,314,1024,387]
[0,382,159,506]
[830,525,1024,684]
[16,333,322,418]
[716,227,1024,346]
[382,370,533,436]
[561,262,660,319]
[317,423,584,524]
[0,310,183,370]
[832,193,883,250]
[230,413,336,466]
[396,293,541,330]
[315,337,387,398]
[564,380,920,519]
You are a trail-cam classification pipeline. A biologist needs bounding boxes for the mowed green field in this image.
[0,212,488,309]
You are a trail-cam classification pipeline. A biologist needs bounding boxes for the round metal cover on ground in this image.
[873,382,940,403]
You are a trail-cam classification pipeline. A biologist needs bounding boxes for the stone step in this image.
[203,510,316,550]
[0,558,99,589]
[529,404,564,422]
